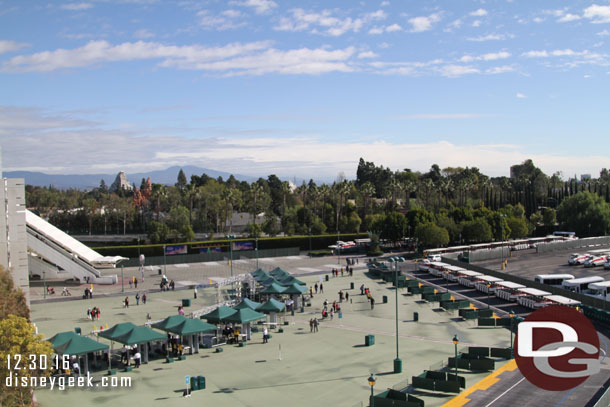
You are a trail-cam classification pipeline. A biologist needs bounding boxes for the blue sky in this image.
[1,0,609,182]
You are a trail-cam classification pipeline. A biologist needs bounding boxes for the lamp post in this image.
[226,234,236,279]
[487,284,491,309]
[394,257,402,373]
[499,214,507,269]
[255,236,259,270]
[337,230,341,264]
[452,335,459,380]
[43,271,46,299]
[121,265,124,293]
[163,244,167,276]
[368,373,376,407]
[308,227,312,259]
[509,310,515,358]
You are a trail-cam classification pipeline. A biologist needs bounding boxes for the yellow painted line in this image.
[441,360,518,407]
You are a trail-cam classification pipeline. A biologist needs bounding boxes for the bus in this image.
[539,295,581,309]
[446,268,479,283]
[561,276,605,294]
[534,274,575,287]
[517,288,552,309]
[494,281,527,301]
[455,270,485,287]
[553,231,577,239]
[474,275,505,293]
[586,281,610,301]
[437,264,465,278]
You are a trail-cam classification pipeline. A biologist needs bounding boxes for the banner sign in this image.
[233,241,254,251]
[165,244,187,255]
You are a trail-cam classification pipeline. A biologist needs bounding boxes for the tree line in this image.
[24,158,610,248]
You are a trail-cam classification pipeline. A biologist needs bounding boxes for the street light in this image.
[368,373,376,407]
[498,214,507,270]
[394,257,402,373]
[452,334,459,380]
[43,270,46,299]
[255,236,259,270]
[163,244,167,276]
[509,310,515,358]
[487,284,491,309]
[226,234,236,278]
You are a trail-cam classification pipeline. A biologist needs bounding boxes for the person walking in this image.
[194,286,198,299]
[313,318,319,332]
[136,293,140,305]
[309,318,314,333]
[370,297,375,310]
[345,292,349,302]
[263,327,268,344]
[124,297,129,308]
[319,283,324,293]
[314,283,318,294]
[142,293,147,304]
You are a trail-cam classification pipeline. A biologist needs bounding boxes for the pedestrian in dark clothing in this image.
[142,293,147,304]
[124,297,129,308]
[346,292,349,302]
[136,293,140,305]
[360,284,365,295]
[370,297,375,309]
[320,283,324,293]
[314,283,318,293]
[309,319,314,333]
[313,318,319,332]
[134,279,138,289]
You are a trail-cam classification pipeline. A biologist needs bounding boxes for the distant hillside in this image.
[4,165,259,189]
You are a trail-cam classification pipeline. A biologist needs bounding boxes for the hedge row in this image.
[93,233,368,258]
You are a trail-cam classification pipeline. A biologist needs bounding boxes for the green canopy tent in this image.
[278,275,306,286]
[258,276,279,286]
[152,315,188,331]
[282,282,306,295]
[233,298,261,310]
[166,318,217,353]
[112,326,167,365]
[252,269,268,278]
[53,335,109,374]
[225,308,267,340]
[269,267,289,279]
[48,331,80,348]
[256,298,286,327]
[98,322,154,370]
[200,305,238,324]
[259,282,287,295]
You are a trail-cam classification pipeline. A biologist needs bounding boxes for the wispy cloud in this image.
[469,9,487,17]
[229,0,277,15]
[60,2,93,10]
[459,51,511,63]
[436,64,480,77]
[0,40,357,76]
[467,33,514,42]
[198,9,248,30]
[516,92,527,99]
[274,8,385,36]
[133,29,155,39]
[557,13,581,23]
[0,40,28,55]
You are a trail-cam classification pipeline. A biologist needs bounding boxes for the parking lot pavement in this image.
[473,247,610,283]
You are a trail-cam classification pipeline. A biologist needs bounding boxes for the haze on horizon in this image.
[1,1,610,181]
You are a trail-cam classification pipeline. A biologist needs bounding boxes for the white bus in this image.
[494,281,527,301]
[534,274,575,287]
[561,276,605,294]
[539,295,581,309]
[439,265,467,279]
[587,281,610,301]
[448,268,480,283]
[517,288,552,309]
[455,270,485,287]
[553,231,577,239]
[474,275,505,293]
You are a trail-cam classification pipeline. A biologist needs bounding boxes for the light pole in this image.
[487,283,491,309]
[337,230,341,264]
[43,271,46,299]
[452,335,459,380]
[308,227,312,259]
[121,265,124,293]
[226,234,236,278]
[509,310,515,358]
[163,244,167,276]
[368,373,376,407]
[394,257,402,373]
[255,236,259,270]
[499,214,507,270]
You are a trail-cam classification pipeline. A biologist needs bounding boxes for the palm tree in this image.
[150,184,167,220]
[318,184,330,222]
[359,181,376,217]
[250,182,263,224]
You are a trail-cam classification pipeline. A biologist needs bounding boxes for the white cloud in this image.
[598,29,610,35]
[358,51,378,59]
[533,17,545,23]
[229,0,276,15]
[0,40,28,54]
[381,1,390,6]
[558,13,581,23]
[365,10,387,21]
[470,9,488,17]
[1,40,357,76]
[134,29,155,39]
[408,13,441,32]
[472,20,482,27]
[368,27,384,35]
[60,3,93,10]
[437,64,480,77]
[522,49,587,58]
[584,5,610,24]
[486,65,515,74]
[198,9,247,30]
[385,23,402,32]
[274,9,365,36]
[459,51,511,63]
[466,33,513,42]
[516,92,527,98]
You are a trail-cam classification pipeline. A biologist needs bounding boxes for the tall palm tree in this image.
[250,182,263,224]
[359,181,376,217]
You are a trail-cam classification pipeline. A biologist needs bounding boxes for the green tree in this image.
[557,192,610,236]
[148,220,170,243]
[415,222,450,248]
[543,208,557,226]
[1,315,54,407]
[506,217,528,238]
[382,212,408,243]
[461,218,493,243]
[176,168,187,192]
[246,222,262,238]
[0,267,29,320]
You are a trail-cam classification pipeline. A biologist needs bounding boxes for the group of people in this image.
[330,267,353,277]
[309,318,319,332]
[87,306,101,320]
[221,324,242,344]
[120,345,142,368]
[313,282,323,293]
[83,287,93,299]
[129,276,139,289]
[61,287,72,296]
[160,275,175,291]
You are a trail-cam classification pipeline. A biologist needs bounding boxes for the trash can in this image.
[325,275,329,281]
[198,376,206,390]
[74,327,81,334]
[350,282,354,289]
[394,358,402,373]
[190,377,199,391]
[414,312,419,322]
[365,334,375,346]
[158,268,162,275]
[182,299,191,307]
[338,311,342,319]
[300,305,305,313]
[382,295,388,304]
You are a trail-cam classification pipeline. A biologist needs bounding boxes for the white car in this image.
[584,255,608,268]
[428,255,442,262]
[569,253,589,265]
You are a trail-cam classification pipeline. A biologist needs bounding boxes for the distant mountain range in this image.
[3,165,260,189]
